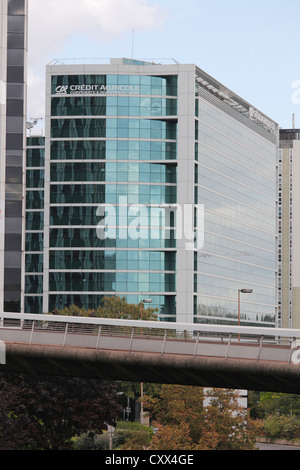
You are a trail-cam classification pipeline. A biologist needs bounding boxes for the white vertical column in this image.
[43,67,51,313]
[176,65,196,323]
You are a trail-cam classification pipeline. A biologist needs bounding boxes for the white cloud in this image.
[28,0,167,65]
[27,67,45,118]
[26,0,168,122]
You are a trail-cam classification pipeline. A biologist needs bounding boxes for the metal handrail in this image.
[1,313,300,364]
[0,312,300,342]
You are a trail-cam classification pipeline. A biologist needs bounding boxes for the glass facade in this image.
[50,140,177,161]
[37,60,278,325]
[51,74,178,97]
[51,118,177,139]
[43,69,178,319]
[194,97,278,326]
[24,136,45,313]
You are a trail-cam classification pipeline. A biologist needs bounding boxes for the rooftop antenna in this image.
[293,113,296,129]
[26,117,43,135]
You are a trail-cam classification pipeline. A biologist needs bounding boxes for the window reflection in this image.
[49,249,176,271]
[195,97,277,326]
[51,118,177,140]
[51,140,177,161]
[49,271,176,293]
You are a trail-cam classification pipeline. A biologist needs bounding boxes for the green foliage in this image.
[257,392,300,440]
[282,417,300,439]
[247,390,266,419]
[120,381,162,400]
[259,392,300,417]
[116,420,153,434]
[263,415,300,439]
[260,391,282,403]
[262,416,283,437]
[73,422,153,450]
[73,431,110,450]
[52,295,158,321]
[115,421,153,450]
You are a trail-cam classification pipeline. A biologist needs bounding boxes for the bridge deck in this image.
[1,313,300,393]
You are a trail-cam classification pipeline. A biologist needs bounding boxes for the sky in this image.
[27,0,300,132]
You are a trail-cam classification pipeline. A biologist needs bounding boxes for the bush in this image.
[73,422,153,450]
[281,417,300,439]
[73,431,109,450]
[115,421,153,450]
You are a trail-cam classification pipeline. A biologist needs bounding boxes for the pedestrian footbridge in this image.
[1,313,300,394]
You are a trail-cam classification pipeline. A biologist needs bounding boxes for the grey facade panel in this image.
[1,0,27,312]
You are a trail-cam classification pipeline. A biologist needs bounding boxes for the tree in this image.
[74,422,153,450]
[197,388,262,450]
[53,295,158,321]
[150,423,194,451]
[0,373,122,450]
[115,422,153,450]
[143,385,262,451]
[144,385,205,443]
[259,392,300,417]
[144,385,204,450]
[248,390,266,419]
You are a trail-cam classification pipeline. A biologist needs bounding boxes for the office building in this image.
[24,58,279,325]
[0,0,28,313]
[279,127,300,328]
[24,135,45,314]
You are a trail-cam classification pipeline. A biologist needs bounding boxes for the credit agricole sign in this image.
[249,107,276,133]
[54,84,140,95]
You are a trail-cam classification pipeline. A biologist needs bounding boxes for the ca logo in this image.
[55,85,69,94]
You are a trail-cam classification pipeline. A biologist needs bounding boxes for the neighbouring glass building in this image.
[0,0,28,313]
[278,127,300,329]
[195,75,278,326]
[24,135,45,314]
[23,58,278,325]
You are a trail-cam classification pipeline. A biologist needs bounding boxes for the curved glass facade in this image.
[49,228,176,249]
[51,118,177,140]
[51,96,177,117]
[51,74,178,97]
[43,68,178,318]
[51,140,177,161]
[49,250,176,271]
[50,184,177,205]
[50,162,176,183]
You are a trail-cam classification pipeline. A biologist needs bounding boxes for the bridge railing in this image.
[1,312,300,363]
[1,312,300,340]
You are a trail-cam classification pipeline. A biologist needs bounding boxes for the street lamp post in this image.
[140,299,152,425]
[237,289,253,339]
